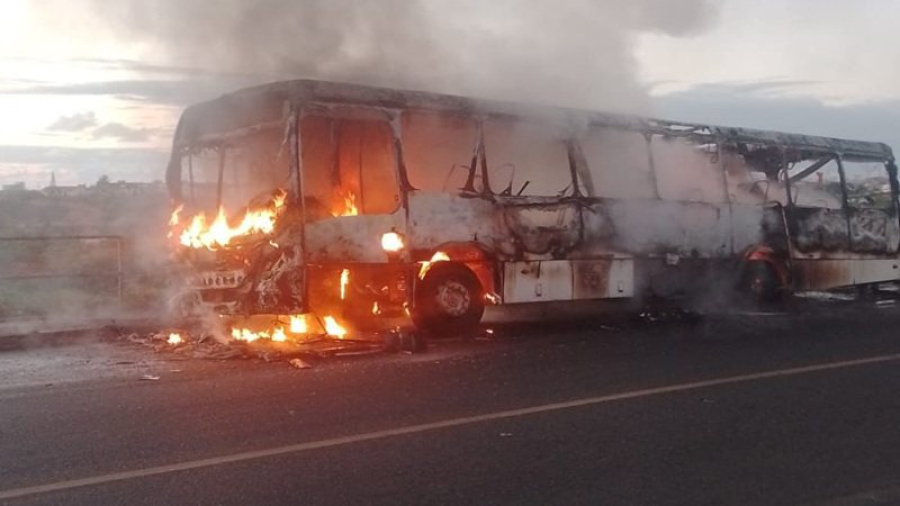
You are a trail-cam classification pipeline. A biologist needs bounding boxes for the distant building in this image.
[1,182,26,192]
[38,177,165,198]
[43,184,90,197]
[96,180,166,196]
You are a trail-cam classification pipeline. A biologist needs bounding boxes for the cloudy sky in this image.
[0,0,898,188]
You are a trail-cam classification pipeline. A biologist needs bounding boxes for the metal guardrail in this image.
[0,235,124,299]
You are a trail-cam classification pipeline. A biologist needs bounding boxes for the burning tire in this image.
[412,262,484,337]
[742,260,781,305]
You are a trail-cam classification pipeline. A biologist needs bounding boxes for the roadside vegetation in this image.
[0,185,172,320]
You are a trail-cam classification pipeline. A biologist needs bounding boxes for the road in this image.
[2,305,900,505]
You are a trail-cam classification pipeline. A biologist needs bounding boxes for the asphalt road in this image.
[3,305,900,505]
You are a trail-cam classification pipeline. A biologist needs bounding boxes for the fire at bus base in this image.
[164,79,898,342]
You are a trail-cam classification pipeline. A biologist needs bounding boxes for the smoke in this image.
[1,1,724,331]
[72,0,718,112]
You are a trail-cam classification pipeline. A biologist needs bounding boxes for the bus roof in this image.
[172,79,894,161]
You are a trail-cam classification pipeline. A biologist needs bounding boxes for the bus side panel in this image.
[406,191,506,255]
[305,213,405,263]
[572,259,634,299]
[501,258,634,303]
[794,258,900,291]
[592,199,732,258]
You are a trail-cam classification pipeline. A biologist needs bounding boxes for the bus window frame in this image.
[783,149,848,210]
[297,104,406,217]
[575,126,660,201]
[839,155,899,215]
[398,109,485,196]
[648,133,729,205]
[480,114,579,200]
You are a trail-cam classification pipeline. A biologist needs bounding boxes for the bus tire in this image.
[743,260,780,304]
[412,262,484,337]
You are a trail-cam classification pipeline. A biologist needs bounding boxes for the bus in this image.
[165,79,899,336]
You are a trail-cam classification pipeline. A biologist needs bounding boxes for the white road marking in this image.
[2,353,899,501]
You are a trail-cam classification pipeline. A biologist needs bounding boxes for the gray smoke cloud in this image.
[8,0,722,328]
[72,0,718,112]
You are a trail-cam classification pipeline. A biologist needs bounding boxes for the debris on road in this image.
[475,328,496,341]
[289,358,312,370]
[119,323,412,365]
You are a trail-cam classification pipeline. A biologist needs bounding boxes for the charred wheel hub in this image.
[436,280,471,317]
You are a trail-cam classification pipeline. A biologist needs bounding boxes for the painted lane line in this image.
[2,353,899,501]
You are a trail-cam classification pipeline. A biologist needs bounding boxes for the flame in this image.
[230,314,311,343]
[271,190,287,209]
[167,333,183,345]
[340,269,350,300]
[381,232,404,253]
[167,205,184,239]
[290,315,308,334]
[229,327,288,343]
[419,251,450,280]
[169,205,183,226]
[372,301,380,315]
[323,316,348,339]
[174,189,287,251]
[231,328,270,343]
[333,190,358,217]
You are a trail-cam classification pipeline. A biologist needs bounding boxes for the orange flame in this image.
[290,315,308,334]
[271,190,287,209]
[419,251,450,280]
[231,328,270,343]
[323,316,348,339]
[381,232,404,253]
[271,327,287,343]
[167,333,183,345]
[229,326,287,343]
[174,189,287,251]
[333,190,358,217]
[229,315,314,344]
[227,313,347,343]
[167,205,183,239]
[169,205,183,226]
[340,269,350,300]
[372,301,380,315]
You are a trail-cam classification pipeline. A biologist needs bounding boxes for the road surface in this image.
[2,305,900,505]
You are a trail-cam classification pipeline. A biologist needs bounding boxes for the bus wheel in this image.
[412,262,485,337]
[743,260,780,304]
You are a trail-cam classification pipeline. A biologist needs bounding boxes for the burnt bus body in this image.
[166,79,898,333]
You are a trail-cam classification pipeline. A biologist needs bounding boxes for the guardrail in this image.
[0,235,125,300]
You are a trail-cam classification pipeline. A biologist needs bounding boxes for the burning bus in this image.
[165,79,898,337]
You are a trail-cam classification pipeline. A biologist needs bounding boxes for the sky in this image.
[0,0,898,188]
